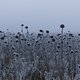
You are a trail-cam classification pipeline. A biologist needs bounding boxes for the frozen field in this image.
[0,24,80,80]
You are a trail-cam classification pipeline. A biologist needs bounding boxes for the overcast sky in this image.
[0,0,80,33]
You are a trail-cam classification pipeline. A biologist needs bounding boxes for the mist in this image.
[0,0,80,33]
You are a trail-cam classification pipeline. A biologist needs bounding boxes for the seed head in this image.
[21,24,24,26]
[28,43,30,46]
[52,39,55,42]
[69,45,72,48]
[50,36,53,38]
[46,30,49,33]
[25,26,28,29]
[15,40,18,43]
[57,34,61,36]
[1,37,4,40]
[39,30,43,32]
[48,41,50,43]
[4,41,7,44]
[57,46,60,49]
[78,34,80,36]
[0,31,2,33]
[38,33,42,37]
[15,35,19,39]
[70,50,73,53]
[60,24,65,28]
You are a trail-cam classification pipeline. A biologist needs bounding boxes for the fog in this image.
[0,0,80,33]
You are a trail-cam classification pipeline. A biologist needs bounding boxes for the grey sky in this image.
[0,0,80,33]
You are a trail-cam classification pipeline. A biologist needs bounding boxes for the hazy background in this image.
[0,0,80,33]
